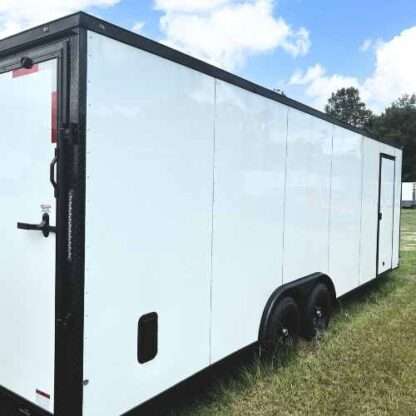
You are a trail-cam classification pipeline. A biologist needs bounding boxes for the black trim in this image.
[0,14,81,57]
[380,153,396,161]
[0,11,402,150]
[0,40,66,75]
[376,153,396,277]
[54,28,88,416]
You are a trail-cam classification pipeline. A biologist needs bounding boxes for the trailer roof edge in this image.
[0,11,402,151]
[0,13,81,57]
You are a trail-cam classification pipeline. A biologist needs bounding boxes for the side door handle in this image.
[17,213,56,238]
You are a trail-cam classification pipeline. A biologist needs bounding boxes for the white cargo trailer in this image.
[0,12,402,416]
[402,182,416,208]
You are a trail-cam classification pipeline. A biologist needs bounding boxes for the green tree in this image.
[325,87,373,128]
[371,94,416,181]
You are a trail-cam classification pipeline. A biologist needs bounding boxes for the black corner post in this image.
[54,28,88,416]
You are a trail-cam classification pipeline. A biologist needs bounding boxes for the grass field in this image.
[157,209,416,416]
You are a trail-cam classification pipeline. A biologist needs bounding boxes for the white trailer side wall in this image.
[84,31,402,415]
[283,110,332,284]
[84,32,215,416]
[210,80,287,362]
[360,139,380,284]
[329,128,363,295]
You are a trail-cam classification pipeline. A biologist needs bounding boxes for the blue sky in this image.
[1,0,415,112]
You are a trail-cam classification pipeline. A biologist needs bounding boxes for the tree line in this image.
[325,87,416,181]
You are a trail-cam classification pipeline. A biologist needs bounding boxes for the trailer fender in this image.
[258,272,336,342]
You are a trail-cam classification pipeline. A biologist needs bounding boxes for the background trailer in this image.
[402,182,416,208]
[0,13,402,416]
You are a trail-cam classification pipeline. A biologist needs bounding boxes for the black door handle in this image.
[50,148,58,197]
[378,212,383,221]
[17,213,56,237]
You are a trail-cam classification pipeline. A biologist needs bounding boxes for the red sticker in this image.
[51,91,58,144]
[12,64,39,78]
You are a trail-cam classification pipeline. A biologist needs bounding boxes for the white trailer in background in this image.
[0,13,402,416]
[402,182,416,208]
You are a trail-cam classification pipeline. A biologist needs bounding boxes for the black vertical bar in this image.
[54,28,87,416]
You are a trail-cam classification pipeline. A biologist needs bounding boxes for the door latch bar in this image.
[17,213,56,238]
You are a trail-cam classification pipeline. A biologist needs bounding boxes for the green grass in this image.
[166,210,416,416]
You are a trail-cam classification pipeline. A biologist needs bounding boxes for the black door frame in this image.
[376,153,396,277]
[0,31,87,416]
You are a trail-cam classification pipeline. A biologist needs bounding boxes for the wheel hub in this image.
[313,307,326,331]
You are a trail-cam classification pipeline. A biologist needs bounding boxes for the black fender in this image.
[258,272,336,341]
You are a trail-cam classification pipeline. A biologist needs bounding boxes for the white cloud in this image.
[289,64,360,109]
[281,26,311,57]
[0,0,120,39]
[359,37,383,53]
[132,21,145,33]
[288,26,416,112]
[360,38,372,52]
[156,0,311,71]
[363,27,416,110]
[154,0,229,12]
[290,64,325,85]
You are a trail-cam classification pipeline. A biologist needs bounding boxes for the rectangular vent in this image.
[138,313,158,364]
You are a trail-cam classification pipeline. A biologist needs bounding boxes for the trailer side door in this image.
[377,154,396,274]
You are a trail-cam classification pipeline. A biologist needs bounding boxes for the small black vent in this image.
[138,313,158,364]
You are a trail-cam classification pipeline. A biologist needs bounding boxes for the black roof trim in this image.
[0,12,401,150]
[0,13,81,56]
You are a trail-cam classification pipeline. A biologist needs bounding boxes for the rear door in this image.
[0,46,64,413]
[377,154,396,275]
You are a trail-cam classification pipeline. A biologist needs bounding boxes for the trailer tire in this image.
[303,283,332,339]
[263,296,300,351]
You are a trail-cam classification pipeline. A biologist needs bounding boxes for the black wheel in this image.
[303,283,332,339]
[264,296,300,351]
